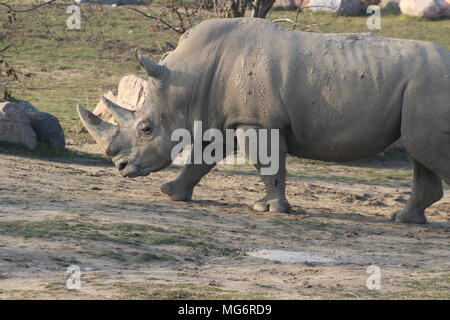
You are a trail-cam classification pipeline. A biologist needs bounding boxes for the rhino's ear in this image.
[77,104,118,152]
[101,96,134,126]
[135,49,167,80]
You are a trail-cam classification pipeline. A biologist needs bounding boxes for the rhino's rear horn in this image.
[101,96,134,126]
[77,104,118,152]
[135,49,167,80]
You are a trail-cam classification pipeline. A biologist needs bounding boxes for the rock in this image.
[361,0,381,5]
[13,99,40,113]
[12,100,65,150]
[28,112,65,150]
[380,0,400,5]
[360,0,382,12]
[308,0,365,15]
[385,138,404,151]
[0,102,37,150]
[93,74,148,123]
[92,90,117,124]
[116,74,148,110]
[399,0,450,19]
[380,0,401,13]
[378,138,405,156]
[0,99,66,149]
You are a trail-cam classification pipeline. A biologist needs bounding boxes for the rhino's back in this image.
[170,18,450,161]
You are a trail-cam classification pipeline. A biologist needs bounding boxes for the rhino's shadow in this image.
[0,143,114,168]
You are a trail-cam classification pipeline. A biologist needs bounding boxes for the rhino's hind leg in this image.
[234,124,290,213]
[391,159,443,224]
[252,152,291,213]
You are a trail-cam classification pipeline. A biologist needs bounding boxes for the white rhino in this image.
[78,18,450,224]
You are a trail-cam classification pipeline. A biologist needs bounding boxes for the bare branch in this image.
[126,6,185,34]
[0,43,13,54]
[274,4,342,32]
[0,0,57,13]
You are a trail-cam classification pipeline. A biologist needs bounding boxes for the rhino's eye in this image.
[137,122,152,136]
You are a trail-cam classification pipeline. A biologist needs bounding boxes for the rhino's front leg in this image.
[161,161,217,201]
[161,141,230,201]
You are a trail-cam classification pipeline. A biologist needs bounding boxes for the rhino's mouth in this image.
[117,157,170,179]
[119,160,152,178]
[122,170,148,178]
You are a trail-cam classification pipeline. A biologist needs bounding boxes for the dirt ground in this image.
[0,143,449,299]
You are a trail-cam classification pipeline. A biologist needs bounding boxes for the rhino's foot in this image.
[161,181,193,201]
[390,209,427,224]
[253,197,291,213]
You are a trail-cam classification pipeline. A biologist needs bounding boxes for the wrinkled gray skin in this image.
[78,18,450,224]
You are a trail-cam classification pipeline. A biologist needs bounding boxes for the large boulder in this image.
[0,99,65,150]
[380,0,401,13]
[399,0,450,19]
[361,0,381,5]
[14,100,65,150]
[0,102,37,150]
[93,74,148,123]
[308,0,365,15]
[28,112,65,150]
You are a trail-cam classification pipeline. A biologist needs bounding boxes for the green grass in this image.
[220,151,413,187]
[112,282,273,299]
[288,168,413,187]
[3,279,272,299]
[0,216,238,263]
[50,256,80,267]
[0,217,201,247]
[273,9,450,46]
[2,3,180,143]
[138,251,176,262]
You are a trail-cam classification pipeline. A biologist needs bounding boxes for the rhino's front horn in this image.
[135,49,167,80]
[77,104,118,152]
[101,96,134,126]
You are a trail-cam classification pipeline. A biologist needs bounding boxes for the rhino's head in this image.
[77,51,181,178]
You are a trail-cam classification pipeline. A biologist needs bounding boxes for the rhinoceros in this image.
[77,18,450,224]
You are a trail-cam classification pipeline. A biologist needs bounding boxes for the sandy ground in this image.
[0,144,449,299]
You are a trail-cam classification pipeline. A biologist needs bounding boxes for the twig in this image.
[0,43,13,54]
[273,5,341,32]
[156,41,164,54]
[0,0,57,13]
[126,6,184,34]
[293,0,307,30]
